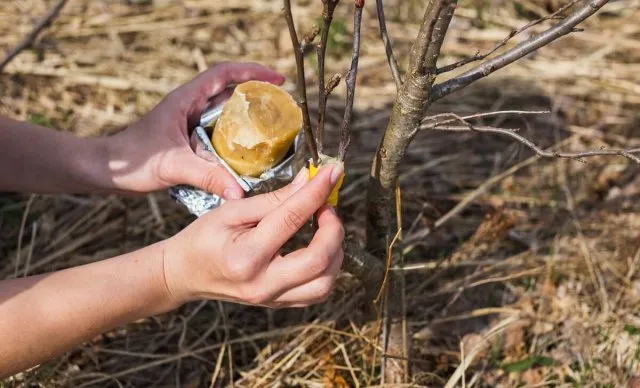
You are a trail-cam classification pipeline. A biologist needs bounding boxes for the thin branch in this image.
[374,229,401,304]
[376,0,402,88]
[316,0,340,153]
[424,0,457,71]
[317,73,341,154]
[409,0,447,75]
[436,0,581,74]
[283,0,319,164]
[0,0,68,72]
[423,112,640,163]
[430,0,610,101]
[420,110,549,129]
[338,3,364,161]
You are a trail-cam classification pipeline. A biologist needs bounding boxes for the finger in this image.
[259,205,344,294]
[210,86,235,107]
[196,62,285,97]
[167,149,244,199]
[181,62,285,124]
[222,168,309,225]
[271,248,343,306]
[251,164,343,255]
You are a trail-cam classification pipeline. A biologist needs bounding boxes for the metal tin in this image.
[168,103,306,217]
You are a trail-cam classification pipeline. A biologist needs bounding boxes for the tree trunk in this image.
[365,1,457,383]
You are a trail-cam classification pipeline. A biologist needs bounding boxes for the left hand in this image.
[104,62,285,198]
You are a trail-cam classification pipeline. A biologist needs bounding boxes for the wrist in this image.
[162,230,233,304]
[82,129,148,194]
[161,235,195,305]
[149,241,186,313]
[76,135,119,194]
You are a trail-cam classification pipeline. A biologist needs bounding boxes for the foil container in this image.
[169,103,306,217]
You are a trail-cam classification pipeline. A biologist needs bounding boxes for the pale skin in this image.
[0,62,345,378]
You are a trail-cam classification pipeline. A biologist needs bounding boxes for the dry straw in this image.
[2,0,640,386]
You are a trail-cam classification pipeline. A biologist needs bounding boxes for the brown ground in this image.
[2,0,640,387]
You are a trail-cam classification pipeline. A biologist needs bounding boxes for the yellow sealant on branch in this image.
[308,154,345,207]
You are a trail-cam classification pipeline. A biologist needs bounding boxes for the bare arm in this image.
[0,63,286,197]
[0,165,344,379]
[0,117,112,194]
[0,241,176,378]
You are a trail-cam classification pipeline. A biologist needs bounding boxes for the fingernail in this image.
[223,187,243,200]
[327,206,337,215]
[292,167,308,186]
[330,164,344,186]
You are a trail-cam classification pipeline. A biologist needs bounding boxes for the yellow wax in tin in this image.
[308,155,345,207]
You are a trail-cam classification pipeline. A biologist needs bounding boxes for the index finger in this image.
[250,164,342,256]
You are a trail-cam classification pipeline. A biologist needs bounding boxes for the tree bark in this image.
[365,1,458,383]
[366,0,456,255]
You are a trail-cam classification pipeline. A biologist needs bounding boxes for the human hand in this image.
[104,62,285,198]
[162,164,345,308]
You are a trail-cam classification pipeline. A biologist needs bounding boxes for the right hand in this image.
[162,164,345,308]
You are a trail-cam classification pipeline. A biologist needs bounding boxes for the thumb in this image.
[221,167,309,225]
[170,150,245,199]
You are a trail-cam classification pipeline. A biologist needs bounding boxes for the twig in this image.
[460,341,466,388]
[423,0,457,72]
[376,0,402,88]
[374,229,401,304]
[420,110,549,129]
[410,0,447,74]
[436,0,581,74]
[316,0,340,152]
[23,221,37,277]
[431,142,552,234]
[208,344,226,388]
[423,112,640,163]
[430,0,611,101]
[283,0,320,164]
[15,194,36,279]
[394,182,408,381]
[444,316,521,388]
[338,2,364,161]
[0,0,68,72]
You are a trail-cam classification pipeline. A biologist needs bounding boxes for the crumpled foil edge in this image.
[168,103,305,217]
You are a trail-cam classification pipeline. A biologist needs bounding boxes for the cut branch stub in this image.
[325,73,342,94]
[301,24,321,49]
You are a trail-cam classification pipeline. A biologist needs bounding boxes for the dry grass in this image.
[2,0,640,386]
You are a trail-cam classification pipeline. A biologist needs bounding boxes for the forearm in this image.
[0,116,113,193]
[0,241,179,378]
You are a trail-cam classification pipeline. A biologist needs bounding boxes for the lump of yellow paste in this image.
[212,81,302,177]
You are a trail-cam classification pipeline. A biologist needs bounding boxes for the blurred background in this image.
[1,0,640,386]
